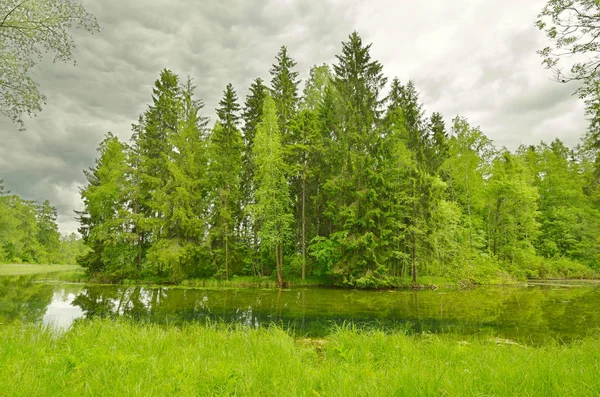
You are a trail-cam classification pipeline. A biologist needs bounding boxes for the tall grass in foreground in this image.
[1,321,599,396]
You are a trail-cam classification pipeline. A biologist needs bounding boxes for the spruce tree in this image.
[288,109,320,279]
[133,69,182,253]
[393,80,438,282]
[241,78,268,274]
[78,133,132,277]
[323,31,389,284]
[426,112,449,175]
[270,46,300,137]
[208,83,243,280]
[149,77,210,280]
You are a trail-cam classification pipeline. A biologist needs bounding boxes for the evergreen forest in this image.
[75,32,600,287]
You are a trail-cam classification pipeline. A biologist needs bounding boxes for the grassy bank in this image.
[0,264,82,276]
[1,321,599,396]
[97,274,472,289]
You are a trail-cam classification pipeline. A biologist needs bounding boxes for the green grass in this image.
[0,264,83,276]
[1,320,599,396]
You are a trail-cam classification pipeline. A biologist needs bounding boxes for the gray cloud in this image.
[0,0,358,234]
[0,0,589,234]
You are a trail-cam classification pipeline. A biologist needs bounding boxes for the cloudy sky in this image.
[0,0,587,235]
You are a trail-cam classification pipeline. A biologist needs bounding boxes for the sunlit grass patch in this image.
[0,264,83,276]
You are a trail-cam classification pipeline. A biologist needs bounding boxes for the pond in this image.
[2,270,600,344]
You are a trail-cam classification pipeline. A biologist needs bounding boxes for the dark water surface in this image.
[2,271,600,344]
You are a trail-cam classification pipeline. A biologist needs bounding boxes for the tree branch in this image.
[0,0,28,29]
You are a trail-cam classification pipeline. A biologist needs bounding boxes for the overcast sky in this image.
[0,0,587,235]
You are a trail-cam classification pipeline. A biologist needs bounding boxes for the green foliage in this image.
[537,0,600,147]
[251,95,292,247]
[77,133,132,276]
[240,77,269,276]
[57,233,90,265]
[520,140,600,268]
[301,64,332,111]
[485,151,540,267]
[538,257,597,279]
[241,78,268,190]
[0,180,62,264]
[320,31,390,281]
[208,83,244,280]
[76,31,600,286]
[269,46,300,136]
[0,0,99,129]
[35,200,60,263]
[250,95,293,286]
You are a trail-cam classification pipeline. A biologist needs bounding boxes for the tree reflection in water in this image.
[2,274,600,344]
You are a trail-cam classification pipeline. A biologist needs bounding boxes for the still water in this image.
[2,271,600,344]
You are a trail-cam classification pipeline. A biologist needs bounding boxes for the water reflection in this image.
[42,292,83,329]
[1,274,600,343]
[0,275,54,324]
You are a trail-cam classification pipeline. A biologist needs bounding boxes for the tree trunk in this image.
[301,160,307,280]
[411,176,418,284]
[252,225,262,277]
[465,169,473,253]
[276,244,284,288]
[411,231,417,283]
[137,234,143,271]
[493,198,502,256]
[225,231,229,281]
[280,243,284,287]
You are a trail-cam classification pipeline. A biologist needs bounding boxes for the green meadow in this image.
[0,264,82,276]
[1,320,599,396]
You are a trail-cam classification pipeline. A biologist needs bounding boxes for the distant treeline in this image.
[78,32,600,287]
[0,181,87,265]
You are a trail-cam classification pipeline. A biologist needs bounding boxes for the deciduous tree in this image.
[0,0,99,128]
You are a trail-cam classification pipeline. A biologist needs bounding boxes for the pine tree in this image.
[133,69,182,255]
[426,112,449,175]
[72,33,600,285]
[270,46,300,137]
[241,78,268,275]
[305,84,342,278]
[208,84,243,280]
[250,95,293,288]
[385,78,403,116]
[149,77,210,281]
[332,32,387,150]
[288,109,320,279]
[78,133,132,277]
[322,31,389,284]
[392,80,441,282]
